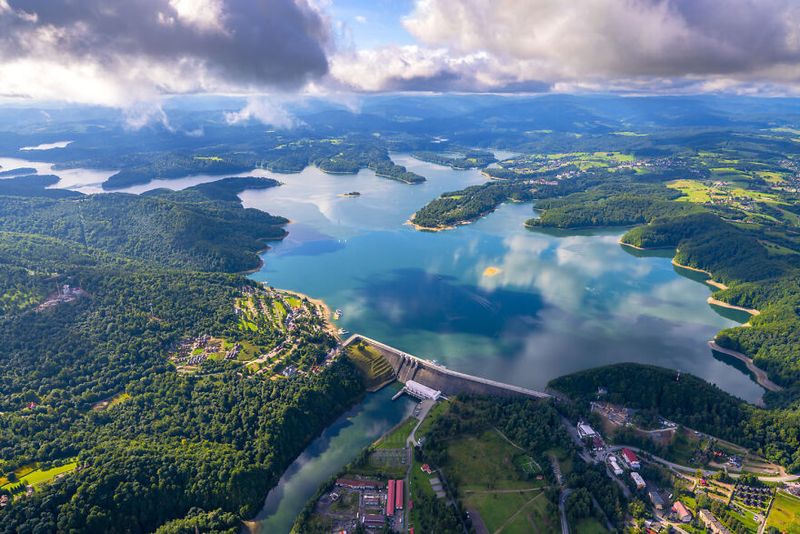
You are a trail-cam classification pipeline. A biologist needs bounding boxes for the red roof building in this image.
[395,479,404,509]
[387,480,395,516]
[622,448,640,468]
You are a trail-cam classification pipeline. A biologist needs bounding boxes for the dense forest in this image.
[0,183,368,532]
[0,193,287,273]
[411,181,537,228]
[412,150,497,169]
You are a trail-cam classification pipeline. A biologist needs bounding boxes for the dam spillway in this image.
[342,334,550,400]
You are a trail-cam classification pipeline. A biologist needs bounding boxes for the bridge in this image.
[341,334,550,400]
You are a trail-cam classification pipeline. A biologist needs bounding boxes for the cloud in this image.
[224,97,302,129]
[330,0,800,94]
[0,0,332,105]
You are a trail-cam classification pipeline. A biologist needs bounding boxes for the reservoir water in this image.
[240,154,763,402]
[0,150,766,533]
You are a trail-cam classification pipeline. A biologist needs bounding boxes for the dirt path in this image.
[465,488,544,495]
[493,492,544,534]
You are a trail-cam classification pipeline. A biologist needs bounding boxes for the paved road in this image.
[607,445,800,483]
[559,489,572,534]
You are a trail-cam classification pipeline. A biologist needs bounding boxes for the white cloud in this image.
[224,97,302,128]
[169,0,227,33]
[330,0,800,94]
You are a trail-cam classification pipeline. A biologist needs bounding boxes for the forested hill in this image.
[549,364,800,473]
[0,187,368,532]
[0,193,288,273]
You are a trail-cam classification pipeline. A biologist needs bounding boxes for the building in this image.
[362,513,386,529]
[387,480,395,516]
[395,479,404,509]
[622,448,641,469]
[577,423,597,439]
[609,458,623,476]
[404,380,442,401]
[631,472,646,489]
[363,494,381,507]
[335,479,385,490]
[649,490,665,509]
[699,509,732,534]
[672,501,693,523]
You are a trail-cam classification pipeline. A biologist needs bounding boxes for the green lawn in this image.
[767,491,800,533]
[574,517,610,534]
[0,462,77,490]
[344,343,395,390]
[442,429,532,491]
[500,494,559,534]
[376,417,417,449]
[464,492,530,532]
[416,400,448,438]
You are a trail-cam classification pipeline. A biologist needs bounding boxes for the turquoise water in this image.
[241,154,764,402]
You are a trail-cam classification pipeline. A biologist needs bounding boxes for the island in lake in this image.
[339,191,361,197]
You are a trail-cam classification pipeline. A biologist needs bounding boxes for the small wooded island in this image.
[340,191,361,197]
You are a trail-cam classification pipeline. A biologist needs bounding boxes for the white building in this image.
[609,458,623,476]
[404,380,442,401]
[577,423,597,439]
[631,472,646,489]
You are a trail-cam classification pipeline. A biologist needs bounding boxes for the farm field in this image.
[767,491,800,533]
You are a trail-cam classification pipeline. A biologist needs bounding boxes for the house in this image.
[649,490,665,509]
[577,423,597,439]
[609,457,623,476]
[420,464,434,474]
[699,509,733,534]
[362,513,385,529]
[622,448,641,469]
[631,472,646,489]
[672,501,693,523]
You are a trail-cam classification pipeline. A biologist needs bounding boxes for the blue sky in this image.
[330,0,416,48]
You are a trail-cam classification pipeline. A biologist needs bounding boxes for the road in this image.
[559,488,572,534]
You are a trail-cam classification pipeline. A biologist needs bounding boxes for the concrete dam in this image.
[342,334,549,400]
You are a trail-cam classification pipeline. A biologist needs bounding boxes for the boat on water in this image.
[337,328,349,336]
[333,309,343,319]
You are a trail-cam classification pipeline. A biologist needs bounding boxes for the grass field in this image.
[344,343,395,390]
[0,462,77,490]
[442,429,533,491]
[464,492,531,532]
[415,400,448,438]
[107,393,130,409]
[376,417,417,449]
[501,494,560,534]
[574,517,610,534]
[767,492,800,533]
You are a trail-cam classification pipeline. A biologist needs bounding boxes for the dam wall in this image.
[343,335,549,400]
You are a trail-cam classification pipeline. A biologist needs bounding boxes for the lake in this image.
[1,150,766,533]
[241,154,764,402]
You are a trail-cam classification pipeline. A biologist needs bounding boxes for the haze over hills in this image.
[1,1,800,534]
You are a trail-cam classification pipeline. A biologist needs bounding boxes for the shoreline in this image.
[278,289,337,335]
[669,259,729,290]
[706,297,760,316]
[708,341,782,393]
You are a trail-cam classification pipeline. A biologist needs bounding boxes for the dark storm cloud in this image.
[0,0,331,90]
